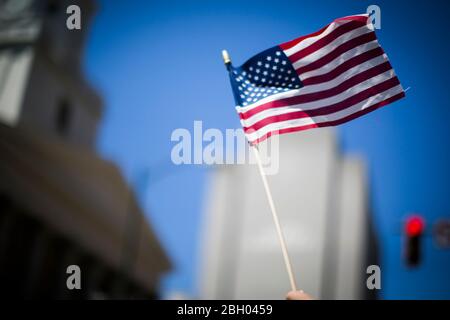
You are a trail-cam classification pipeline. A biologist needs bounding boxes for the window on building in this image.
[46,0,60,14]
[55,98,71,136]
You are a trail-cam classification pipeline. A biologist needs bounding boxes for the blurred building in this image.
[200,130,378,299]
[0,0,170,299]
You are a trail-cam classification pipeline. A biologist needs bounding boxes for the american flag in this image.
[227,14,405,145]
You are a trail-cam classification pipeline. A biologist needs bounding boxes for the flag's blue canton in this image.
[229,46,304,107]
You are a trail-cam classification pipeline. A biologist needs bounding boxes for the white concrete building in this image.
[199,129,377,299]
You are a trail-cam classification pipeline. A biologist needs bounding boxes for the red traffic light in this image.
[404,214,425,267]
[405,215,424,237]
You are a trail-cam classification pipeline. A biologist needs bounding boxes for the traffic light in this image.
[404,215,424,267]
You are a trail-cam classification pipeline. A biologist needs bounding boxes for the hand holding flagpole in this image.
[222,50,298,292]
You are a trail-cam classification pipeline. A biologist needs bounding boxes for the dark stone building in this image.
[0,0,170,299]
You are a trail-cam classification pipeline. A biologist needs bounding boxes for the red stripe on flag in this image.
[279,15,368,51]
[333,15,368,24]
[248,92,405,145]
[243,77,401,132]
[287,20,367,62]
[295,32,377,75]
[239,61,392,120]
[279,25,330,51]
[302,47,385,86]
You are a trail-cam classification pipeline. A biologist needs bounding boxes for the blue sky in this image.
[84,0,450,299]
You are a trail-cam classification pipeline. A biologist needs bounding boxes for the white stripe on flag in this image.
[282,14,368,57]
[245,84,404,143]
[291,26,374,69]
[240,69,396,128]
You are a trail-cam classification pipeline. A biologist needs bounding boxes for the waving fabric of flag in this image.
[227,14,405,145]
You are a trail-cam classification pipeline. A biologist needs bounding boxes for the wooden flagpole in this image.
[222,50,298,292]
